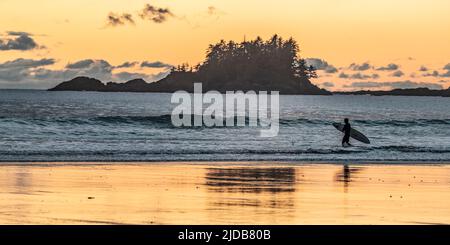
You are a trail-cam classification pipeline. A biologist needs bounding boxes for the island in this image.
[49,35,330,95]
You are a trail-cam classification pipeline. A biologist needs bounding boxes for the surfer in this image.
[342,118,352,147]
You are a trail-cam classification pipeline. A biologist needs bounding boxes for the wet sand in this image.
[0,162,449,224]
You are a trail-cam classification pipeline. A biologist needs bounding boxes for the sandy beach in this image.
[0,162,448,225]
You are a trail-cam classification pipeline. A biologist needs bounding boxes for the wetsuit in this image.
[342,123,351,146]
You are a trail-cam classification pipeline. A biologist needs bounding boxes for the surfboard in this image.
[333,122,370,144]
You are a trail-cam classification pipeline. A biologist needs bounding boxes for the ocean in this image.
[0,90,449,162]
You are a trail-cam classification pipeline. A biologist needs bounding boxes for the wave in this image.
[1,145,449,157]
[2,115,270,128]
[0,148,367,156]
[352,119,450,126]
[279,118,450,126]
[369,145,450,153]
[2,115,450,127]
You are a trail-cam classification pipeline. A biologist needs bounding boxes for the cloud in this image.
[148,71,171,81]
[0,58,55,69]
[141,61,173,69]
[0,58,55,82]
[419,66,428,72]
[115,61,138,68]
[70,60,114,80]
[350,73,379,79]
[114,71,150,81]
[391,70,404,77]
[139,4,174,23]
[339,72,349,78]
[105,4,175,27]
[418,65,450,77]
[0,32,39,51]
[0,69,31,82]
[441,64,450,77]
[6,31,32,36]
[47,59,114,82]
[324,66,338,73]
[207,6,226,18]
[376,63,399,71]
[0,58,171,88]
[339,72,378,80]
[305,58,338,73]
[106,12,135,26]
[115,70,170,81]
[320,82,335,88]
[345,81,443,90]
[349,62,371,71]
[207,6,218,15]
[304,58,328,70]
[350,73,370,79]
[423,70,440,77]
[345,82,380,88]
[66,59,95,69]
[421,70,450,78]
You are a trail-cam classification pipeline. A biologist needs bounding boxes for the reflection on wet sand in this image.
[14,167,32,195]
[204,167,297,222]
[205,167,296,193]
[334,165,364,192]
[0,162,449,224]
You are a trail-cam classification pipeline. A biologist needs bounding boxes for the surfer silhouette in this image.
[342,118,352,147]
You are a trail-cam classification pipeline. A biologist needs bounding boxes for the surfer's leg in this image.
[342,135,350,147]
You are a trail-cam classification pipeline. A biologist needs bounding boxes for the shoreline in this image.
[1,160,450,166]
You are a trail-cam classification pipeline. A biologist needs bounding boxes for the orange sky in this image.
[0,0,449,90]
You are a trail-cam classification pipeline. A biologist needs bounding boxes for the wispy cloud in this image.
[207,6,218,15]
[106,12,135,27]
[0,58,54,69]
[207,6,226,19]
[376,63,399,71]
[141,61,173,69]
[338,72,378,79]
[115,61,138,69]
[349,62,371,71]
[139,4,174,23]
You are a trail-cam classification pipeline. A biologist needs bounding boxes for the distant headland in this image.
[335,88,450,97]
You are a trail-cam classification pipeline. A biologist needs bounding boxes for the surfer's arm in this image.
[343,124,350,134]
